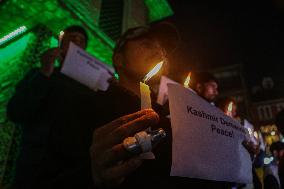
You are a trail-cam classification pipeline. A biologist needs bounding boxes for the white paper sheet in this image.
[157,76,179,105]
[61,42,114,91]
[168,83,252,184]
[243,119,258,145]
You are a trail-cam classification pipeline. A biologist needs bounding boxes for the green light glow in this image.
[114,73,119,80]
[0,26,27,46]
[0,0,173,185]
[50,36,59,48]
[144,0,174,22]
[0,33,31,64]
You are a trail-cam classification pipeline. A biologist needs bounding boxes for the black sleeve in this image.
[6,68,51,124]
[264,175,280,189]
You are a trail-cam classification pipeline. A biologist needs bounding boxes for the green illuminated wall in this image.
[0,0,173,187]
[0,25,55,186]
[144,0,173,22]
[0,0,114,65]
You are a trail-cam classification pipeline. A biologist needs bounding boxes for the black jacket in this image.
[7,69,106,188]
[8,69,232,188]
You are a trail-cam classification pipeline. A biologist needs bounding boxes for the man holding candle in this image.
[90,26,233,188]
[89,25,179,188]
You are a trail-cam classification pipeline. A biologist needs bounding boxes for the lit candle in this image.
[183,71,196,93]
[184,72,192,88]
[253,131,258,139]
[58,31,64,47]
[140,61,163,109]
[226,101,233,117]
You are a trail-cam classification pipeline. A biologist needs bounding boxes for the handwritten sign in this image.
[168,83,252,184]
[61,42,114,91]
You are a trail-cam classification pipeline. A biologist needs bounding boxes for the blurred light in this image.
[0,26,27,46]
[247,128,253,135]
[144,0,174,22]
[270,157,274,161]
[183,72,191,88]
[143,61,163,82]
[253,131,258,139]
[58,31,64,47]
[0,33,32,64]
[59,31,64,36]
[271,131,276,136]
[227,102,233,112]
[114,73,119,80]
[264,157,271,165]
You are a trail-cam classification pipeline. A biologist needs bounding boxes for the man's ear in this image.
[113,53,124,71]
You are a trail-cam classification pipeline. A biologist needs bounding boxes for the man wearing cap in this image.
[90,25,171,188]
[90,25,233,188]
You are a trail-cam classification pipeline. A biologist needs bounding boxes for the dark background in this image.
[164,0,284,88]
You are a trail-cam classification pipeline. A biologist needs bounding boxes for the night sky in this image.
[164,0,284,88]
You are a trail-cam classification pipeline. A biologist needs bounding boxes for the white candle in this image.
[140,61,163,109]
[184,72,192,88]
[183,71,195,93]
[140,82,152,109]
[58,31,64,47]
[226,101,233,117]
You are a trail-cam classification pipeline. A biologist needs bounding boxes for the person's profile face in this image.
[121,38,166,80]
[201,81,219,102]
[60,31,87,57]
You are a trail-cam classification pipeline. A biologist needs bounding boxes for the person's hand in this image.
[40,48,60,77]
[242,140,260,160]
[90,109,159,187]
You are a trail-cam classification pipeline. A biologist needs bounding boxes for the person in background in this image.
[216,97,262,189]
[263,141,284,189]
[275,110,284,189]
[190,71,219,104]
[6,25,101,189]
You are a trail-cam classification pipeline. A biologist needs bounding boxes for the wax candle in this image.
[140,61,163,109]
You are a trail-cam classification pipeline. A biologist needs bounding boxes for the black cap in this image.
[113,22,180,55]
[113,26,152,54]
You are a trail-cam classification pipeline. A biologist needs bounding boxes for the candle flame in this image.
[58,31,64,47]
[253,131,258,139]
[143,61,163,83]
[184,72,192,88]
[59,31,64,38]
[227,101,233,112]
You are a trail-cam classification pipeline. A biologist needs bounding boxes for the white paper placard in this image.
[243,119,258,145]
[157,76,179,105]
[61,42,114,91]
[168,83,252,184]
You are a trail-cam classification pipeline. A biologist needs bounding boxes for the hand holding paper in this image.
[61,42,114,91]
[168,83,252,184]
